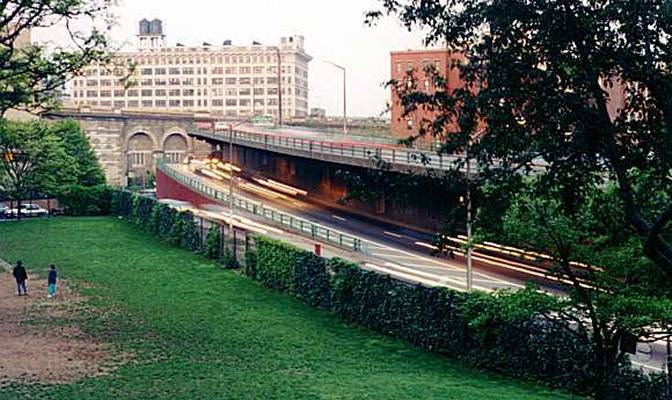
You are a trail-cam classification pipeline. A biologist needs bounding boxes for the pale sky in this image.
[34,0,427,118]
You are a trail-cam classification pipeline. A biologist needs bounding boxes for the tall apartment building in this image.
[390,49,466,139]
[70,19,311,120]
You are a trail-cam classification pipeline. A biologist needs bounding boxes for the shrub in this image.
[58,184,112,216]
[180,212,201,252]
[245,236,670,399]
[203,225,222,260]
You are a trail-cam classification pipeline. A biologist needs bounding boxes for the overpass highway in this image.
[161,160,668,374]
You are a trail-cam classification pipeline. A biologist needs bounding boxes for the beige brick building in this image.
[70,19,311,120]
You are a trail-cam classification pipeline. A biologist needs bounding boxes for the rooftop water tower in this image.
[138,18,166,50]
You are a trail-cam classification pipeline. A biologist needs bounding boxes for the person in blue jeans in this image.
[47,264,57,298]
[12,261,28,296]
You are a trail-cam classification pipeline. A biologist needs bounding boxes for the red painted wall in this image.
[156,168,214,207]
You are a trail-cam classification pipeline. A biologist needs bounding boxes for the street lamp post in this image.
[465,156,473,292]
[224,119,254,230]
[323,60,347,135]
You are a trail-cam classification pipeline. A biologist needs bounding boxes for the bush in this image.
[58,185,112,216]
[245,236,670,399]
[203,226,222,260]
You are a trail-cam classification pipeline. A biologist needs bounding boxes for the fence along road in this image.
[159,160,364,253]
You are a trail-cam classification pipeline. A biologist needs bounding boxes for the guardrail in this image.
[158,160,365,253]
[190,128,464,171]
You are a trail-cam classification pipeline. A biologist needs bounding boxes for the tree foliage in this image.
[367,0,672,280]
[501,183,672,399]
[0,0,113,115]
[0,119,104,207]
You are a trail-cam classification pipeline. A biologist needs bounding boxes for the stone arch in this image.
[163,133,189,164]
[125,132,156,188]
[125,128,158,151]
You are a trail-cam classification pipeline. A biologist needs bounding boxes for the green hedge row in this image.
[246,236,668,400]
[110,191,204,254]
[111,190,241,268]
[57,184,112,216]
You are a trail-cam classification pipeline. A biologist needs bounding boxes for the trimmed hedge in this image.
[58,184,112,216]
[246,236,669,400]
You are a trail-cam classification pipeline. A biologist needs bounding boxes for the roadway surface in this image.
[168,162,668,374]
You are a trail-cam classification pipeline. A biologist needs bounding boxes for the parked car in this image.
[5,203,48,218]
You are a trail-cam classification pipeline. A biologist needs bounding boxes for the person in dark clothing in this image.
[12,261,28,296]
[47,264,57,298]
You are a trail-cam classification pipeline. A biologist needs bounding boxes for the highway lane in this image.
[176,163,565,292]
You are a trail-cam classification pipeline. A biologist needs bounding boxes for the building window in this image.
[141,68,153,75]
[225,67,236,74]
[165,152,184,164]
[128,100,139,107]
[114,89,125,97]
[169,89,180,96]
[128,152,148,167]
[182,67,194,75]
[155,100,166,107]
[225,99,237,106]
[169,78,180,85]
[225,78,236,85]
[155,79,167,86]
[127,90,138,97]
[86,80,98,87]
[141,79,153,86]
[183,100,194,107]
[212,67,223,74]
[182,78,194,85]
[141,100,153,107]
[253,88,264,96]
[86,90,98,97]
[182,89,195,96]
[406,119,413,130]
[396,62,402,74]
[169,67,180,75]
[239,88,251,96]
[212,78,223,85]
[155,68,166,75]
[100,90,111,97]
[406,62,413,71]
[212,99,224,107]
[155,89,166,96]
[169,99,181,107]
[141,89,152,97]
[239,99,250,107]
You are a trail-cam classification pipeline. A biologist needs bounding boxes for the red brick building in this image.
[390,49,466,139]
[390,49,627,141]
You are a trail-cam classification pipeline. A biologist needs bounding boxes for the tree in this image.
[367,0,672,281]
[0,0,113,116]
[0,119,77,217]
[49,119,105,186]
[500,182,672,399]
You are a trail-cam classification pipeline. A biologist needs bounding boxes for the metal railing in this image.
[158,160,365,253]
[190,127,465,171]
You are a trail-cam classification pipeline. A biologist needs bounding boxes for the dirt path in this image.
[0,262,113,386]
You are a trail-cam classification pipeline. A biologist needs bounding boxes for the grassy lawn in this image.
[0,217,574,399]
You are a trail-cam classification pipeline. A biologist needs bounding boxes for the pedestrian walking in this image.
[47,264,57,298]
[12,261,28,296]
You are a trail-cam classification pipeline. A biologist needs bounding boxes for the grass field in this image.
[0,217,575,399]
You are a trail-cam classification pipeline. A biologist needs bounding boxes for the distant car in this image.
[0,204,8,218]
[5,203,48,218]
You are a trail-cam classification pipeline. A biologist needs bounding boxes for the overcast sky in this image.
[35,0,428,118]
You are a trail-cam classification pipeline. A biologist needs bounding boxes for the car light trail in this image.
[252,177,308,196]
